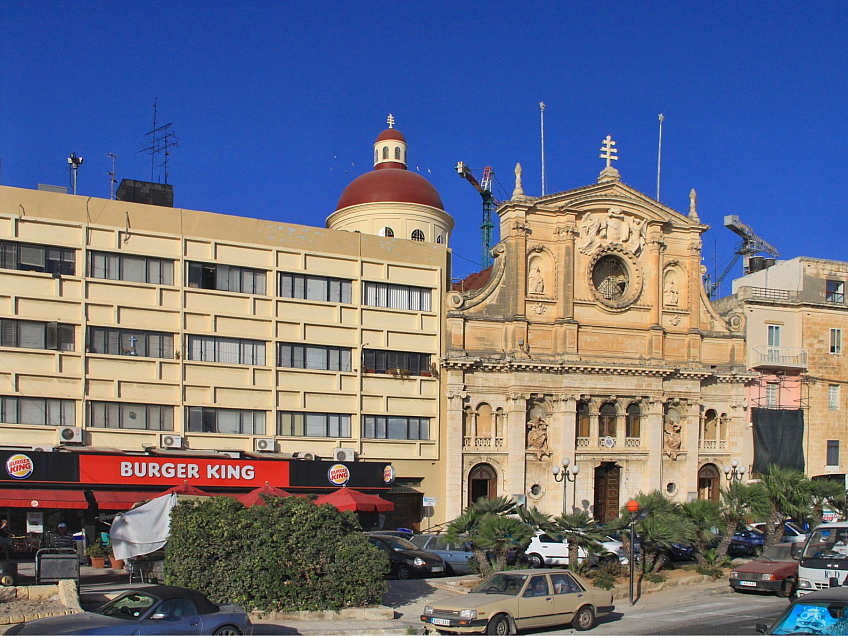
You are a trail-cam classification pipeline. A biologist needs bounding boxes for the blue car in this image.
[733,529,766,556]
[5,585,253,635]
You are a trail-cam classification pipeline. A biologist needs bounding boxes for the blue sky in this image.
[2,1,847,286]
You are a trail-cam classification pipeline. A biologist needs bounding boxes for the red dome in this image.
[336,169,444,211]
[376,128,406,143]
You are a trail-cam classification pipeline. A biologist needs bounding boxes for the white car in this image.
[749,522,809,544]
[524,531,627,568]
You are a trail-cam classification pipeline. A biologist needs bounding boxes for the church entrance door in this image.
[698,464,721,502]
[468,463,497,506]
[593,463,620,523]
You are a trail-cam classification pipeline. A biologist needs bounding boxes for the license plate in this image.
[431,618,451,626]
[740,581,757,587]
[432,566,444,572]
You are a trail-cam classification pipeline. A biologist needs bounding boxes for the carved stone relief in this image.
[577,207,647,256]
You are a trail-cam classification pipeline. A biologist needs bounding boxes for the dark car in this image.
[365,533,446,579]
[5,585,253,635]
[730,542,799,597]
[756,587,848,634]
[733,529,766,556]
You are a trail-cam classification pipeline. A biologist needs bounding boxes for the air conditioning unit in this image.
[291,451,315,460]
[333,448,357,462]
[160,434,183,449]
[57,427,83,445]
[31,445,54,453]
[218,451,241,459]
[253,438,275,453]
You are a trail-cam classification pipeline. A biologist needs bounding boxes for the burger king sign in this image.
[328,463,350,486]
[6,454,34,480]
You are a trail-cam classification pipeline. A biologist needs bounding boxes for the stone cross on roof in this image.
[387,114,395,129]
[600,135,619,168]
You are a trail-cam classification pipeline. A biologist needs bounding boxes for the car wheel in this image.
[213,626,242,636]
[487,614,511,635]
[777,578,796,599]
[572,605,595,631]
[526,553,544,568]
[397,564,413,580]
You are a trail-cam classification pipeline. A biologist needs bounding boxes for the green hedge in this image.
[165,495,388,612]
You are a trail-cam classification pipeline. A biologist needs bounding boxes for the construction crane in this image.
[456,162,498,268]
[705,215,779,299]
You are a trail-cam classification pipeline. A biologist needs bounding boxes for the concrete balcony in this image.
[751,346,807,371]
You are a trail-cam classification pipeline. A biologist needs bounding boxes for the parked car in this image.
[756,587,848,634]
[733,529,766,556]
[410,534,476,575]
[525,531,627,568]
[4,585,253,635]
[750,522,809,544]
[365,532,446,579]
[730,542,800,597]
[422,569,613,633]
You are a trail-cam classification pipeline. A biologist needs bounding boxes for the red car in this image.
[730,542,800,597]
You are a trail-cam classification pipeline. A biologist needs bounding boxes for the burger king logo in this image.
[6,454,34,480]
[383,465,396,484]
[328,463,350,486]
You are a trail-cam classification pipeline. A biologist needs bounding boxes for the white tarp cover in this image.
[110,493,177,561]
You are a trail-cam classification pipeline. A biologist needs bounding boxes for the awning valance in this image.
[0,489,87,509]
[92,491,161,510]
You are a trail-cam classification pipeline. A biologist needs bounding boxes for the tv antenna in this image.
[68,152,83,195]
[140,98,179,184]
[107,153,117,199]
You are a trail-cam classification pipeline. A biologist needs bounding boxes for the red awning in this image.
[92,491,162,510]
[0,489,88,509]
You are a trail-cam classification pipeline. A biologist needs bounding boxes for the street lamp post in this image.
[551,458,579,515]
[626,499,639,606]
[724,458,746,482]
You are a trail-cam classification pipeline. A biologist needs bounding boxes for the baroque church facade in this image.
[442,146,752,521]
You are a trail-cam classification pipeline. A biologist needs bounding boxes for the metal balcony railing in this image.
[751,345,807,370]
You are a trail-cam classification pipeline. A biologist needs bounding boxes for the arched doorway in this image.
[593,462,620,523]
[468,463,497,506]
[698,464,721,502]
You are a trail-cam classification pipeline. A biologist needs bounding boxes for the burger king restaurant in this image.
[0,449,410,549]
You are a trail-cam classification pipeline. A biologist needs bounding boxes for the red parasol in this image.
[314,488,394,513]
[161,481,210,497]
[236,481,292,508]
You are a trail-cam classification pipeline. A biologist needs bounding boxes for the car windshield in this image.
[471,573,529,596]
[758,544,795,562]
[96,592,159,620]
[381,536,418,551]
[772,601,848,634]
[803,528,848,560]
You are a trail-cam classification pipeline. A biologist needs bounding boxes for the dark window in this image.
[279,273,352,303]
[187,336,265,365]
[827,280,845,303]
[394,147,401,160]
[828,440,840,466]
[89,251,174,285]
[278,343,351,371]
[278,412,351,437]
[187,262,266,294]
[1,396,75,426]
[382,146,389,159]
[0,319,74,351]
[187,407,265,435]
[0,241,75,275]
[411,229,425,242]
[626,403,641,438]
[363,415,430,440]
[576,402,590,438]
[87,327,174,358]
[363,282,432,311]
[88,402,174,430]
[380,227,394,238]
[362,349,431,375]
[599,403,617,438]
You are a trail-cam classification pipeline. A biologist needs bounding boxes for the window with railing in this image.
[88,402,174,430]
[0,318,74,351]
[363,282,431,311]
[362,349,431,375]
[87,327,174,358]
[89,251,174,285]
[576,402,590,445]
[187,262,266,294]
[0,396,75,426]
[363,415,430,440]
[277,343,351,371]
[278,411,351,437]
[187,407,265,435]
[0,241,75,275]
[279,273,352,303]
[187,336,266,365]
[827,280,845,304]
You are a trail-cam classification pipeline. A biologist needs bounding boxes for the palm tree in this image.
[715,481,770,560]
[758,465,815,548]
[550,511,607,570]
[444,508,493,577]
[475,516,534,572]
[809,478,847,528]
[617,491,695,574]
[680,498,722,566]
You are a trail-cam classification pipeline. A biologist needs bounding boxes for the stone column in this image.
[506,393,528,501]
[445,384,468,520]
[682,400,701,498]
[645,399,664,491]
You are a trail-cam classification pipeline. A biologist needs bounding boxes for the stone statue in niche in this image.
[526,415,550,460]
[664,278,679,306]
[528,265,545,294]
[577,207,647,256]
[664,412,682,460]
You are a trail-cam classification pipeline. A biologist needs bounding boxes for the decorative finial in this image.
[387,114,395,129]
[540,101,545,111]
[689,188,699,222]
[600,135,619,168]
[512,163,526,201]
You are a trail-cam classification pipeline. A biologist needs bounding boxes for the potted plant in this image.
[85,543,106,569]
[108,545,124,570]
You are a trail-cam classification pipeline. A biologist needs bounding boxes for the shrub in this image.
[696,565,725,579]
[591,572,617,590]
[166,495,388,612]
[643,572,666,584]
